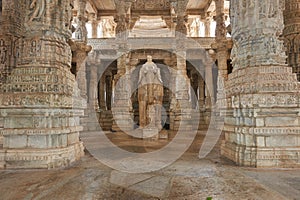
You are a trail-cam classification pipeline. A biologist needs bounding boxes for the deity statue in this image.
[138,55,163,130]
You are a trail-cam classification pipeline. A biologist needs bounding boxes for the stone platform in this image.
[0,130,298,199]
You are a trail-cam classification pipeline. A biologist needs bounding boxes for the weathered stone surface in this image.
[0,0,85,169]
[221,1,300,168]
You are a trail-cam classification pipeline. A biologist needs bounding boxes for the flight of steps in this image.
[98,110,113,131]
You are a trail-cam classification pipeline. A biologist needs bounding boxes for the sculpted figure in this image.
[0,40,7,64]
[28,0,46,22]
[138,55,163,129]
[74,19,88,42]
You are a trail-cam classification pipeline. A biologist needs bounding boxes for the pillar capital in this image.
[70,41,92,65]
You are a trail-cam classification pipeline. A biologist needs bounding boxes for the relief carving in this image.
[74,18,88,43]
[28,0,46,22]
[132,0,170,10]
[30,39,42,57]
[0,39,7,65]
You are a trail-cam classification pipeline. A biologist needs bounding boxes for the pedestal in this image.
[221,65,300,167]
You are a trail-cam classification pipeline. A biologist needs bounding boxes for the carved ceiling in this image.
[91,0,211,10]
[73,0,229,37]
[83,0,214,17]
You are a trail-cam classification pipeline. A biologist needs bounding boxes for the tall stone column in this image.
[203,54,215,125]
[283,0,300,81]
[0,0,24,149]
[164,56,177,130]
[87,55,100,109]
[214,0,228,107]
[0,0,23,82]
[111,0,133,132]
[0,0,86,169]
[70,42,91,99]
[91,16,99,39]
[204,54,215,109]
[171,0,193,131]
[221,0,300,167]
[198,75,207,129]
[204,15,212,37]
[162,16,176,36]
[77,54,87,99]
[105,74,113,110]
[198,75,205,110]
[84,52,101,131]
[98,73,107,110]
[72,0,91,99]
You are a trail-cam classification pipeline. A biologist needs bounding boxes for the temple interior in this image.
[0,0,300,199]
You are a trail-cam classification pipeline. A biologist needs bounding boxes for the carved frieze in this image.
[132,0,170,10]
[0,39,7,69]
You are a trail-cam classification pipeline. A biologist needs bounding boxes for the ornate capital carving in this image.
[69,40,92,64]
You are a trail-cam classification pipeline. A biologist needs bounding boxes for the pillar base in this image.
[221,141,300,168]
[222,65,300,168]
[0,142,84,169]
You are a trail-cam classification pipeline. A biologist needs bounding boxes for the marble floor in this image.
[0,131,300,200]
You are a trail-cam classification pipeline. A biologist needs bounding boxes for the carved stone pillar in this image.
[171,0,193,131]
[0,0,24,82]
[111,0,134,132]
[105,74,113,110]
[215,0,227,75]
[214,0,228,105]
[87,53,100,109]
[221,0,300,168]
[91,18,99,39]
[162,16,176,35]
[83,52,101,131]
[111,53,134,132]
[198,74,207,129]
[283,0,300,81]
[0,0,86,169]
[74,0,88,43]
[198,74,205,110]
[0,0,24,158]
[204,53,215,109]
[190,71,198,109]
[203,53,215,125]
[204,16,211,37]
[164,56,176,130]
[70,42,92,99]
[98,74,106,110]
[71,0,91,99]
